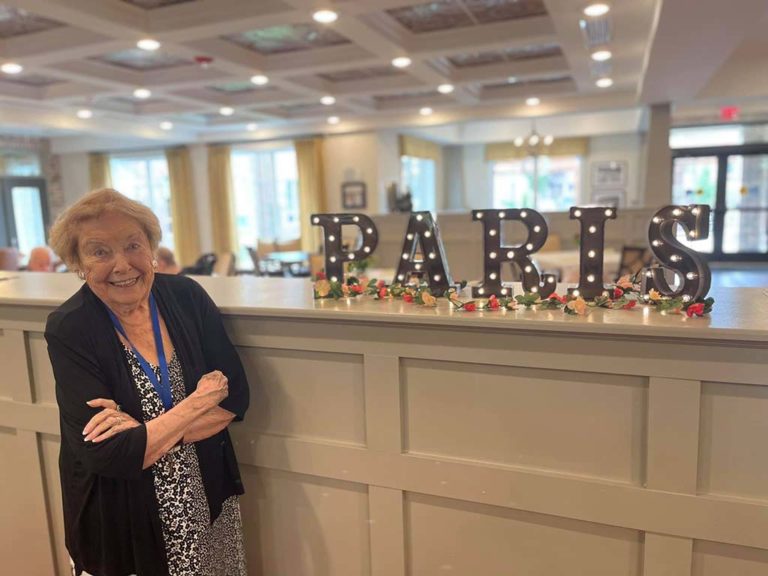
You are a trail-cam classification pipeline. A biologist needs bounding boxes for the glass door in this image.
[724,154,768,254]
[1,177,49,266]
[672,147,768,261]
[671,155,717,253]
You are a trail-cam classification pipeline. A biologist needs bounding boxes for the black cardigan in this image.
[45,274,250,576]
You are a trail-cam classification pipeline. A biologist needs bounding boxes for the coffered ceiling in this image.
[0,0,767,144]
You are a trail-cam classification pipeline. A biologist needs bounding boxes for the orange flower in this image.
[566,296,588,315]
[616,275,634,290]
[341,283,350,296]
[648,288,662,302]
[315,279,331,297]
[421,291,437,307]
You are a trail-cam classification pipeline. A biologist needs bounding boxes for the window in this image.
[109,154,174,250]
[230,147,299,268]
[0,151,41,176]
[492,155,581,211]
[401,155,436,212]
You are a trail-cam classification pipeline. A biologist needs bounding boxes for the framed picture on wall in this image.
[592,189,625,208]
[592,161,628,189]
[341,181,367,209]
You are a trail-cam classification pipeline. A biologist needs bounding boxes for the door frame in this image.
[672,144,768,262]
[0,176,50,251]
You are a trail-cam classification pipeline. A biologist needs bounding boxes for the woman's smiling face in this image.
[77,210,155,312]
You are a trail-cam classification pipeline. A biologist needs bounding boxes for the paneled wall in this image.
[1,307,767,575]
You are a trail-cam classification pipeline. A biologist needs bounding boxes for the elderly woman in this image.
[45,188,249,576]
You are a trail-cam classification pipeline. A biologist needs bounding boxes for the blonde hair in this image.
[49,188,162,270]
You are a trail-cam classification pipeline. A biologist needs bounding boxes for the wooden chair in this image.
[275,238,302,253]
[249,245,284,277]
[213,252,236,276]
[0,248,19,271]
[616,246,654,280]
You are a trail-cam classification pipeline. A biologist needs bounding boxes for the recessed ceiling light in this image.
[250,74,269,86]
[76,109,93,119]
[160,121,173,130]
[543,135,554,146]
[219,106,234,116]
[591,49,612,62]
[320,95,336,106]
[327,116,340,125]
[526,97,541,106]
[392,56,412,68]
[247,123,258,131]
[584,3,610,17]
[514,137,524,147]
[312,9,338,24]
[419,107,433,116]
[507,76,519,84]
[136,38,161,51]
[133,87,152,99]
[1,62,23,75]
[437,83,454,94]
[596,77,614,88]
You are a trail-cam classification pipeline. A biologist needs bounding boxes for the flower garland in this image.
[313,273,715,318]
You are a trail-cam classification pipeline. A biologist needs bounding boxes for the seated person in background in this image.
[27,246,56,271]
[156,246,181,274]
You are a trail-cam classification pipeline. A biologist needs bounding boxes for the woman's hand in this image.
[191,370,229,410]
[83,398,141,442]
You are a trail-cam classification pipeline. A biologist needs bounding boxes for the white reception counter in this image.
[1,272,767,576]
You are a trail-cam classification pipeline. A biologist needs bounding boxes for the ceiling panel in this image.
[318,66,405,83]
[0,73,62,87]
[463,0,547,25]
[120,0,196,8]
[374,89,438,103]
[447,42,562,68]
[94,49,192,71]
[222,23,350,55]
[386,1,474,34]
[387,0,548,33]
[481,73,572,90]
[0,6,63,38]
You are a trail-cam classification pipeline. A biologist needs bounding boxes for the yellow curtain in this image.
[485,137,590,161]
[399,134,440,160]
[294,138,327,253]
[207,145,237,255]
[89,152,112,190]
[165,147,200,267]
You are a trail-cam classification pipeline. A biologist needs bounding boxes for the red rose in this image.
[464,303,477,312]
[403,294,414,303]
[378,287,388,298]
[376,280,386,289]
[488,298,500,310]
[686,302,705,317]
[548,293,566,304]
[622,300,637,310]
[316,272,326,280]
[613,287,624,299]
[351,284,364,294]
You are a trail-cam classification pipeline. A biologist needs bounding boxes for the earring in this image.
[152,259,158,269]
[76,270,86,281]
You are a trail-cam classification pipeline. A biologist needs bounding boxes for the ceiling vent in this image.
[579,15,611,47]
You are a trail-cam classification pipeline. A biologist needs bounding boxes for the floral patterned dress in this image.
[124,347,247,576]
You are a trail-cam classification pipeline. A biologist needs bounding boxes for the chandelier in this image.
[513,122,554,156]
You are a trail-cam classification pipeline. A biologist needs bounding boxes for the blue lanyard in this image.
[107,293,173,411]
